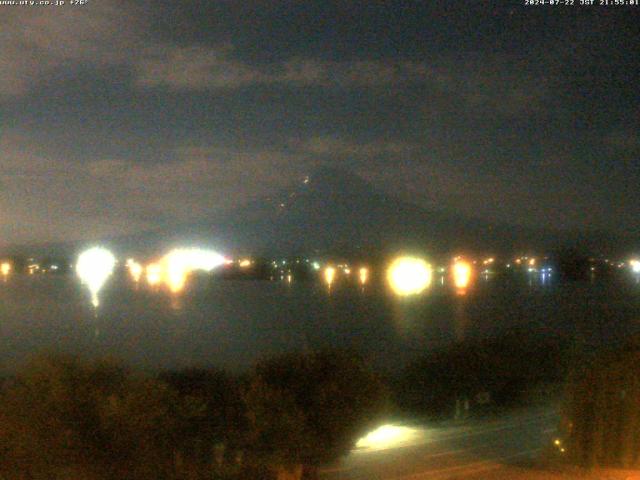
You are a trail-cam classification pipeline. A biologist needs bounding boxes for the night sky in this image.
[1,1,638,247]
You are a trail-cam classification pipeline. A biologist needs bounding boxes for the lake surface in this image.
[1,273,639,373]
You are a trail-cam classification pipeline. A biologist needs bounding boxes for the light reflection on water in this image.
[0,273,638,373]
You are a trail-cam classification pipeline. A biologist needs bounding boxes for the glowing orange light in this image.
[452,260,472,290]
[146,263,162,286]
[166,266,187,293]
[529,258,536,266]
[239,259,252,268]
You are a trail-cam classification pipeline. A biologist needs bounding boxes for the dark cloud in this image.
[0,1,638,246]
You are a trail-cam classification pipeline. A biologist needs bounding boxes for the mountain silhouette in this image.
[10,166,630,258]
[142,166,558,257]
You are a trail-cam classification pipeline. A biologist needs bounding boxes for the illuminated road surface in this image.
[321,406,559,480]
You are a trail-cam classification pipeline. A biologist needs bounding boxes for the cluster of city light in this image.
[76,247,116,307]
[74,246,228,306]
[32,247,640,311]
[387,256,432,296]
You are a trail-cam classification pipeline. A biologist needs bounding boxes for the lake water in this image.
[1,273,639,373]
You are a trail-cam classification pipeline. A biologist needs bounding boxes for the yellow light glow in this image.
[387,256,432,296]
[359,267,369,285]
[452,260,472,290]
[324,266,336,287]
[76,247,116,307]
[239,259,252,268]
[630,259,640,274]
[126,259,143,283]
[146,263,162,286]
[1,262,11,276]
[166,265,187,293]
[355,424,423,452]
[529,258,536,266]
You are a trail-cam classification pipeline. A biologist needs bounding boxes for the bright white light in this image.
[355,424,424,452]
[312,261,321,271]
[630,259,640,274]
[161,248,227,293]
[165,248,226,272]
[76,247,116,307]
[387,256,432,296]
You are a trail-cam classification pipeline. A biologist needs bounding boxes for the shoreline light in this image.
[1,262,11,277]
[387,256,432,296]
[146,263,162,286]
[324,266,336,288]
[452,259,472,291]
[161,248,227,293]
[76,247,116,308]
[126,259,143,283]
[359,267,369,286]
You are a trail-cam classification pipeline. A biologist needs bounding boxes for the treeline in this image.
[1,333,632,478]
[0,351,388,480]
[396,331,572,418]
[564,340,640,469]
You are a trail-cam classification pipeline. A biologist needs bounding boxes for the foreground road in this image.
[320,405,560,480]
